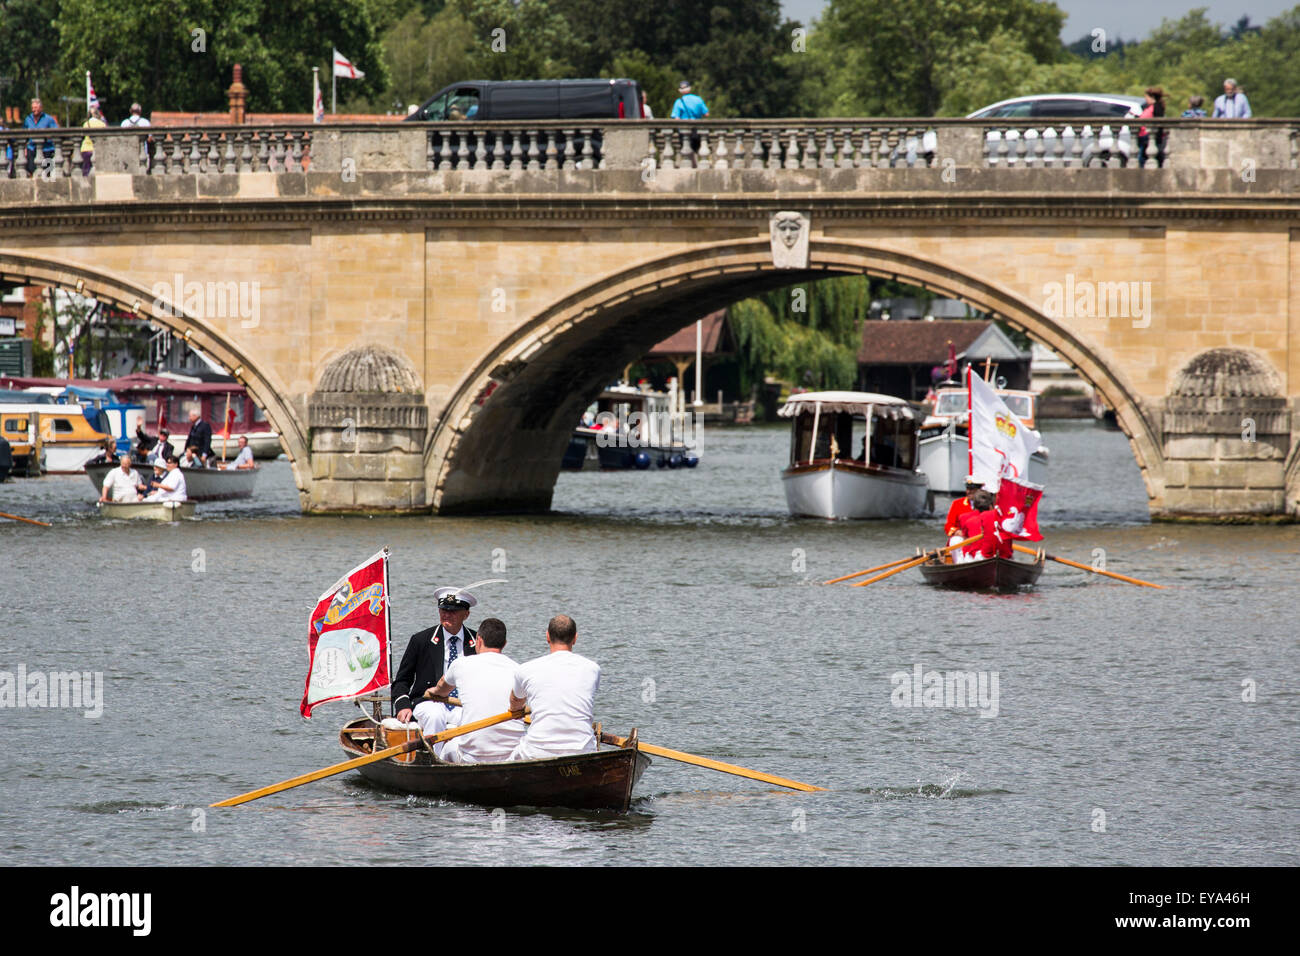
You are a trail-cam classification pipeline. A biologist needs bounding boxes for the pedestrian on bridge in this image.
[80,107,106,177]
[1137,87,1166,167]
[22,98,58,177]
[1213,79,1251,118]
[670,81,709,120]
[671,81,709,167]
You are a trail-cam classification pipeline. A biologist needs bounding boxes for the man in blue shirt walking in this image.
[23,98,59,177]
[670,81,709,120]
[670,81,709,166]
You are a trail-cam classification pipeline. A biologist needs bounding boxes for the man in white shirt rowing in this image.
[99,453,145,502]
[422,617,525,763]
[508,614,600,761]
[146,456,188,501]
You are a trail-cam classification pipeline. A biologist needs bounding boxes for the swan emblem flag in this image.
[300,549,391,718]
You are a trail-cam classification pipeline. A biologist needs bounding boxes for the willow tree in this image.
[727,275,871,397]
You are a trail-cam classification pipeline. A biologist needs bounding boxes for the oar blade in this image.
[211,709,522,808]
[639,742,825,792]
[822,556,912,585]
[0,510,52,528]
[210,741,414,807]
[602,732,823,792]
[1012,543,1165,589]
[851,555,926,587]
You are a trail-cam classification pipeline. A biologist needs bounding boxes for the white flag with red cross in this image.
[332,49,365,79]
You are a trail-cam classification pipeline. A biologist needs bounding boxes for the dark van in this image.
[405,79,643,122]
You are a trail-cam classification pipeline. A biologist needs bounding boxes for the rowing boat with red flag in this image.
[919,373,1047,590]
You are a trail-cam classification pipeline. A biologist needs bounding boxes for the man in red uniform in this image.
[945,476,984,541]
[956,490,1010,561]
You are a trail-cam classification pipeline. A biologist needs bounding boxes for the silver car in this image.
[968,94,1148,165]
[967,93,1145,120]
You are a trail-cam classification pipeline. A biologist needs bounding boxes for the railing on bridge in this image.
[0,127,315,179]
[0,118,1295,181]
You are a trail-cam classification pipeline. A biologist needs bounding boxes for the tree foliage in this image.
[0,0,64,112]
[727,277,871,394]
[548,0,800,117]
[349,4,476,114]
[53,0,387,117]
[450,0,577,81]
[927,5,1300,119]
[807,0,1066,117]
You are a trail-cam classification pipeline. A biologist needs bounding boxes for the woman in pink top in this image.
[1137,87,1165,167]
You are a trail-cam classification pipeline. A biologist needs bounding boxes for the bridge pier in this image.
[306,346,429,513]
[1156,349,1295,521]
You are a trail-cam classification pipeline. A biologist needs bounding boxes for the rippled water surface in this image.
[1,421,1296,865]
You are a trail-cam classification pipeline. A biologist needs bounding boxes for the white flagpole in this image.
[694,319,703,407]
[382,548,392,688]
[85,70,91,121]
[966,365,973,478]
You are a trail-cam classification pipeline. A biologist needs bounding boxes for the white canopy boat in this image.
[96,499,196,520]
[918,386,1049,494]
[779,391,930,519]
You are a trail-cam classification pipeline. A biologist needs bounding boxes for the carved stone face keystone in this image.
[769,211,810,269]
[776,215,801,248]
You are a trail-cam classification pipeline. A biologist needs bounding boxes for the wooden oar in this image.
[823,555,915,585]
[850,534,982,587]
[1012,542,1164,589]
[0,510,51,528]
[599,731,824,792]
[210,708,523,808]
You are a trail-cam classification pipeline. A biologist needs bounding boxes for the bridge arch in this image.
[0,251,312,501]
[428,238,1166,514]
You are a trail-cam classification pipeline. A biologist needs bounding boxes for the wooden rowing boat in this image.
[918,554,1044,591]
[85,461,258,501]
[338,716,651,812]
[96,499,196,520]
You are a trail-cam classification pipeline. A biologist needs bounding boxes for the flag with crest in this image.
[300,549,391,718]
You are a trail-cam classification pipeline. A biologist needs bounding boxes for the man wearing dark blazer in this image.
[393,586,479,746]
[184,409,213,465]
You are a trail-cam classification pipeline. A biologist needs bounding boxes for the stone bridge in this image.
[1,117,1298,519]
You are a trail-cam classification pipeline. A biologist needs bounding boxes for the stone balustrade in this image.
[0,126,315,179]
[0,118,1295,191]
[146,127,314,174]
[977,117,1296,170]
[646,123,941,169]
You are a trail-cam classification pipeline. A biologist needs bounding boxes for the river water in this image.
[1,421,1296,866]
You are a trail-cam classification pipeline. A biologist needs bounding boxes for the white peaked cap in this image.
[434,578,506,610]
[435,586,478,609]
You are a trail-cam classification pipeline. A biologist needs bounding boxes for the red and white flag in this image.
[86,71,99,114]
[300,549,391,718]
[968,367,1041,491]
[332,49,365,79]
[995,477,1044,542]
